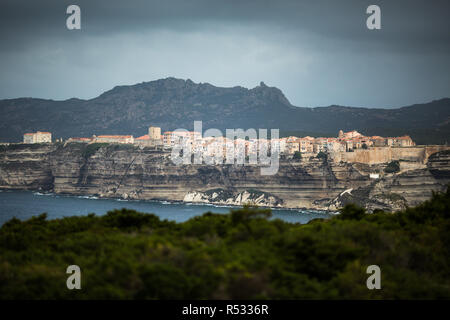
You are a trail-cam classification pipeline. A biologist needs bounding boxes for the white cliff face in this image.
[183,191,208,203]
[183,189,283,207]
[1,144,450,211]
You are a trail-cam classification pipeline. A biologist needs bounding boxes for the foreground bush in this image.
[0,188,449,299]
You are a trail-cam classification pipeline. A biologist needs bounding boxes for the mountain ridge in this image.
[0,77,449,144]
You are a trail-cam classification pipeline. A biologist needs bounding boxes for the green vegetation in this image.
[384,160,400,173]
[81,143,109,159]
[293,151,302,160]
[317,151,328,162]
[1,188,450,299]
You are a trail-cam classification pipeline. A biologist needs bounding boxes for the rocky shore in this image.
[0,143,449,212]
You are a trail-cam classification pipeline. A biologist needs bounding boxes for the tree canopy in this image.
[1,188,449,299]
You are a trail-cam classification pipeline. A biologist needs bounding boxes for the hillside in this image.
[0,78,449,144]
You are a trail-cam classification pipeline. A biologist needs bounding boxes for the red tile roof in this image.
[70,137,92,141]
[97,135,133,139]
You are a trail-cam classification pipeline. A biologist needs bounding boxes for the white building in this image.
[23,131,52,143]
[94,135,134,144]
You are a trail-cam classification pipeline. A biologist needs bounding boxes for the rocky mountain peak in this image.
[0,78,449,144]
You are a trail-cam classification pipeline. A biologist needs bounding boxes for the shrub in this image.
[338,204,366,220]
[384,160,400,173]
[293,151,302,160]
[81,143,109,158]
[1,189,450,299]
[317,151,328,161]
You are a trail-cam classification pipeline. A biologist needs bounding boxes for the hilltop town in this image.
[18,127,429,165]
[0,126,447,211]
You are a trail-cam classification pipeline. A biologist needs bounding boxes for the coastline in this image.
[1,144,449,213]
[0,187,337,214]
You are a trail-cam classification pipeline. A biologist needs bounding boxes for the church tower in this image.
[149,126,161,140]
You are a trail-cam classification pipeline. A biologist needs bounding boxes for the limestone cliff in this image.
[0,143,449,211]
[183,189,284,207]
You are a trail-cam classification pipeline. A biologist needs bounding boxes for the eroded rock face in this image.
[326,185,408,213]
[0,144,56,190]
[183,189,283,207]
[326,151,450,212]
[0,143,449,211]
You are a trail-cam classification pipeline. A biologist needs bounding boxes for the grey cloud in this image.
[0,0,448,107]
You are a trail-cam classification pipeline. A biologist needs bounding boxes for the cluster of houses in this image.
[23,127,415,158]
[283,130,415,155]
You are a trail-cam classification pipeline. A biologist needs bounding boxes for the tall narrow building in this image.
[149,126,161,140]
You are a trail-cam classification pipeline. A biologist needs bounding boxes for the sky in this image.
[0,0,449,108]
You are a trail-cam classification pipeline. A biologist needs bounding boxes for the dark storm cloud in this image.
[0,0,449,107]
[2,0,449,49]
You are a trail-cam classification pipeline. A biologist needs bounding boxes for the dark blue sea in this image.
[0,190,335,226]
